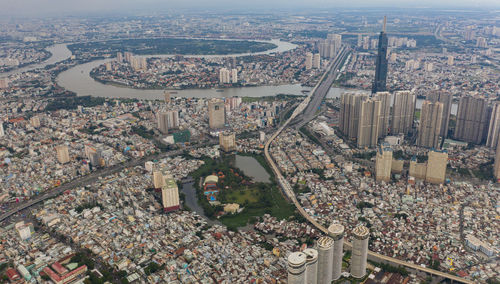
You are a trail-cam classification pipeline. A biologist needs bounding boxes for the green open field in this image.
[224,188,260,204]
[219,185,295,229]
[189,155,295,229]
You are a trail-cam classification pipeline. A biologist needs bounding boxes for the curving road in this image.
[263,46,473,284]
[0,142,215,223]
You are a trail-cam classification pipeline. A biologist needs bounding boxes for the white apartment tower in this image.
[303,248,318,284]
[351,226,370,279]
[328,223,345,281]
[287,252,307,284]
[317,236,334,284]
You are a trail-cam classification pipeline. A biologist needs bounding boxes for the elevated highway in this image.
[263,47,473,284]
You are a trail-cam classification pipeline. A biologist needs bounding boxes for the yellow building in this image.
[409,159,427,180]
[55,145,70,164]
[426,150,448,184]
[219,132,236,152]
[391,159,404,174]
[162,174,180,212]
[375,143,392,182]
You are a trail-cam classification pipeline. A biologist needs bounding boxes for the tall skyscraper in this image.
[372,16,389,94]
[375,143,393,182]
[357,98,381,148]
[327,223,344,281]
[374,91,391,138]
[425,150,448,184]
[55,145,70,164]
[391,90,415,135]
[455,96,490,144]
[161,174,180,212]
[303,248,318,284]
[208,99,226,129]
[486,102,500,149]
[316,236,334,284]
[427,91,452,138]
[340,93,368,141]
[305,52,313,70]
[417,101,444,149]
[351,225,369,279]
[287,252,307,284]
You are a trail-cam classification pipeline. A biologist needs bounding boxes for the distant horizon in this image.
[1,0,500,17]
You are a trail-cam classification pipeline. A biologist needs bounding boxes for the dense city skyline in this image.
[0,4,498,284]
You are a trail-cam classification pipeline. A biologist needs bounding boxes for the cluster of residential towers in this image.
[287,223,370,284]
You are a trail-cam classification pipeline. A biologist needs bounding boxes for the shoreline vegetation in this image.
[68,38,277,56]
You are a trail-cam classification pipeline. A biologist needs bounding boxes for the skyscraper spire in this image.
[372,16,389,94]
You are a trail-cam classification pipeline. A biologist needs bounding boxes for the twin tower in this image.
[287,224,369,284]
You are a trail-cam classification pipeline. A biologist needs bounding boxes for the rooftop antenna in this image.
[383,16,387,33]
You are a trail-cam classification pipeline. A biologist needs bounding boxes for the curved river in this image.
[1,44,72,77]
[56,39,355,99]
[3,39,458,113]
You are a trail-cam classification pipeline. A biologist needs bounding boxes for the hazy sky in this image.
[3,0,500,16]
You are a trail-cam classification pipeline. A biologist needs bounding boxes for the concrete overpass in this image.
[263,47,473,284]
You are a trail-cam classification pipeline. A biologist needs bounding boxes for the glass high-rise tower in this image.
[372,16,388,94]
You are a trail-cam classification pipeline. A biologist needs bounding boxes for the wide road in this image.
[291,46,350,129]
[264,47,473,284]
[0,142,214,223]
